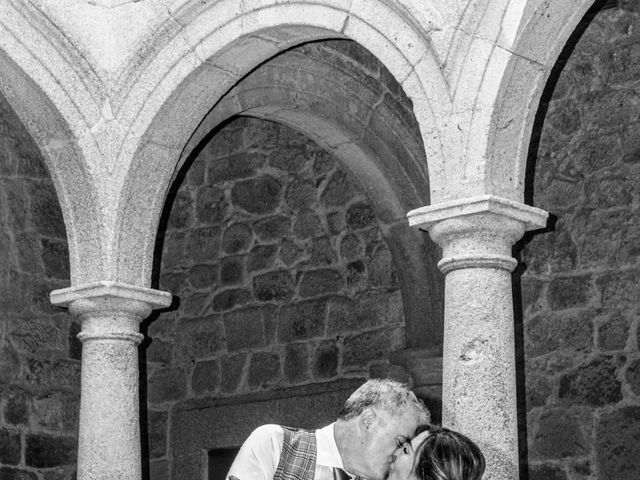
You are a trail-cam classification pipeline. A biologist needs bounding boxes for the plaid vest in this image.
[273,426,317,480]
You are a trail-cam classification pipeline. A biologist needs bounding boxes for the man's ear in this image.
[359,408,377,434]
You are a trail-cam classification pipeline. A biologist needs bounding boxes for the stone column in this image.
[51,281,172,480]
[408,195,547,480]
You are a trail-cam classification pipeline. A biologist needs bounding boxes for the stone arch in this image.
[116,0,450,285]
[483,0,597,201]
[167,40,443,349]
[0,3,104,284]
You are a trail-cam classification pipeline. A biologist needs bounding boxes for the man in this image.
[226,378,430,480]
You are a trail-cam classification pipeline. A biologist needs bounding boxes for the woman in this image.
[387,425,485,480]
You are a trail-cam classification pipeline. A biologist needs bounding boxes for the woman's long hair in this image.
[413,424,485,480]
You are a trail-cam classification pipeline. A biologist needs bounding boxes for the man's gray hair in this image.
[337,378,430,422]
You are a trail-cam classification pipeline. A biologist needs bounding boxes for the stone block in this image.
[50,359,81,389]
[192,359,221,395]
[0,428,21,465]
[248,351,281,389]
[25,434,76,468]
[574,133,621,175]
[253,270,294,302]
[196,185,228,225]
[160,231,187,270]
[32,393,64,431]
[253,216,291,241]
[7,315,66,354]
[220,256,245,286]
[597,270,640,307]
[345,203,376,230]
[0,467,39,480]
[523,224,577,274]
[5,181,27,233]
[596,406,640,480]
[345,260,367,291]
[547,276,592,310]
[285,179,317,211]
[185,157,205,186]
[206,122,245,158]
[368,245,395,287]
[280,240,304,266]
[147,410,168,459]
[147,337,173,365]
[15,233,43,274]
[185,227,221,264]
[326,211,344,235]
[312,340,339,379]
[327,291,403,334]
[188,264,218,290]
[597,310,632,351]
[284,343,309,384]
[530,408,590,459]
[148,367,187,404]
[220,353,247,393]
[293,212,322,239]
[243,118,279,150]
[559,356,622,406]
[343,328,403,367]
[340,233,362,260]
[312,151,335,177]
[212,288,253,311]
[176,315,224,363]
[525,311,593,358]
[298,269,344,297]
[149,459,170,480]
[208,153,263,182]
[308,237,337,266]
[222,223,253,254]
[231,176,282,214]
[248,245,278,272]
[179,292,210,318]
[268,146,308,173]
[167,190,195,230]
[278,301,327,343]
[223,308,265,352]
[4,389,28,426]
[0,270,30,314]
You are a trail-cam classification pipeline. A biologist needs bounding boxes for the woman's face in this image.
[387,430,430,480]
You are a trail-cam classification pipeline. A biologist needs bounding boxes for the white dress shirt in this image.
[226,423,347,480]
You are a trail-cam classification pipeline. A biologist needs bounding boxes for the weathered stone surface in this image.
[0,429,21,465]
[327,291,403,334]
[284,343,308,383]
[25,434,76,468]
[147,410,168,459]
[192,359,220,395]
[7,315,66,354]
[209,153,262,182]
[525,311,593,358]
[248,245,277,272]
[326,212,344,235]
[220,353,247,393]
[308,237,336,266]
[223,308,265,351]
[343,328,402,367]
[298,269,344,297]
[285,179,316,211]
[530,408,590,459]
[188,264,218,290]
[167,190,194,229]
[253,270,294,302]
[340,233,362,260]
[148,368,187,404]
[528,463,567,480]
[321,171,360,206]
[15,233,43,274]
[179,292,210,317]
[597,310,631,351]
[278,301,327,343]
[27,181,65,239]
[280,240,304,266]
[222,223,253,254]
[220,256,245,285]
[212,288,252,311]
[0,467,39,480]
[596,407,640,480]
[368,245,395,287]
[231,176,282,214]
[293,212,322,239]
[176,316,224,362]
[345,203,376,230]
[547,276,591,310]
[312,340,339,379]
[196,185,228,225]
[4,389,28,425]
[248,352,281,388]
[597,270,640,307]
[268,147,307,173]
[149,460,170,480]
[625,358,640,396]
[185,227,221,264]
[559,356,622,406]
[253,216,290,241]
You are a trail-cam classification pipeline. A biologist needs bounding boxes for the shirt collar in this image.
[315,423,344,469]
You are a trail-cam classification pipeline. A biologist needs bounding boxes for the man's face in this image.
[359,409,422,480]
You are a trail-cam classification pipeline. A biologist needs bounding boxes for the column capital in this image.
[408,195,548,273]
[50,281,172,344]
[407,195,548,231]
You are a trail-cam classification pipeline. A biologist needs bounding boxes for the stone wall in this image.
[0,96,77,479]
[522,5,640,480]
[149,115,409,478]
